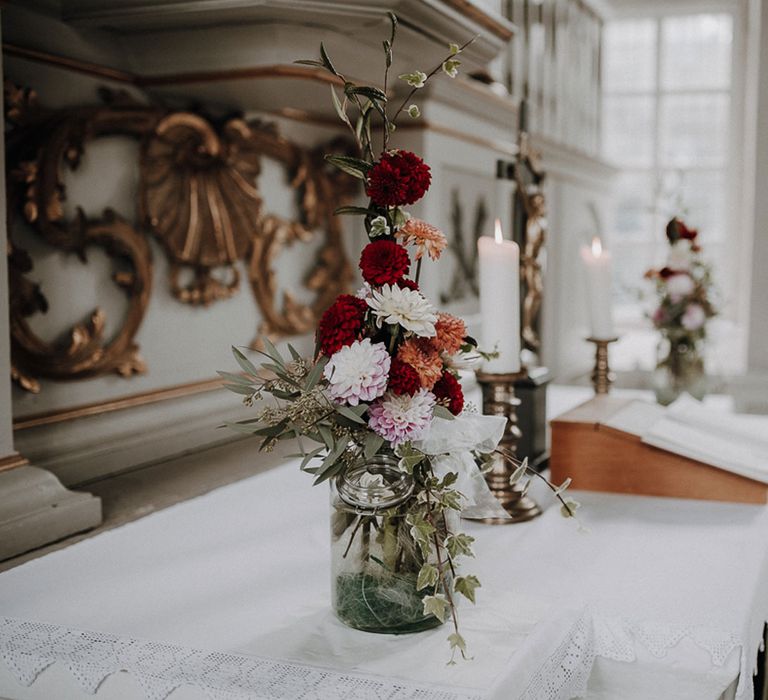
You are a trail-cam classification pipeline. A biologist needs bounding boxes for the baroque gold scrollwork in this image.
[5,82,357,391]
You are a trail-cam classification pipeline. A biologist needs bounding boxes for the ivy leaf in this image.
[560,499,581,518]
[454,575,481,604]
[446,533,475,559]
[416,563,439,591]
[407,513,435,558]
[441,489,463,511]
[554,477,572,496]
[422,594,449,623]
[509,458,529,485]
[447,632,468,663]
[398,71,427,88]
[449,42,460,55]
[407,104,421,118]
[442,59,461,78]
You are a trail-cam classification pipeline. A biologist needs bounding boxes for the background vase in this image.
[330,455,445,634]
[652,333,707,405]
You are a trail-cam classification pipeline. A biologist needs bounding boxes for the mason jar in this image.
[330,455,445,634]
[652,334,707,405]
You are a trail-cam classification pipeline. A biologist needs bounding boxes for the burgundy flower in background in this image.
[396,278,419,291]
[359,239,410,286]
[387,358,421,396]
[432,371,464,415]
[317,294,368,355]
[365,150,432,207]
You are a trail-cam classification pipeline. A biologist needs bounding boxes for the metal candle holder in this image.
[587,336,619,395]
[472,371,542,524]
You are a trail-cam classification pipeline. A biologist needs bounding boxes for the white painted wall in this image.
[746,0,768,372]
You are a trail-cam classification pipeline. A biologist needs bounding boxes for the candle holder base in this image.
[587,336,619,395]
[471,371,543,524]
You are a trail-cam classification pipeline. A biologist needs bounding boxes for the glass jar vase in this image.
[652,334,707,405]
[330,455,445,634]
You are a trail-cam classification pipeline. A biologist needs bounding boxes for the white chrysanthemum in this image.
[666,272,695,302]
[324,338,390,406]
[368,389,436,446]
[367,284,438,337]
[667,240,692,271]
[682,303,706,331]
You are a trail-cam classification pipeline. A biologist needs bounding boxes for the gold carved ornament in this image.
[5,83,356,392]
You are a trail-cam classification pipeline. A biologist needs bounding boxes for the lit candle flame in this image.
[494,218,504,244]
[591,236,603,257]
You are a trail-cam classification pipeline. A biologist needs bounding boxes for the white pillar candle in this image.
[478,219,521,373]
[581,236,615,339]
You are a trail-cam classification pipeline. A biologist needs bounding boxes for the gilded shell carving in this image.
[141,113,263,269]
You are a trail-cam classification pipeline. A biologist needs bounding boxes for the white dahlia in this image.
[367,389,436,446]
[324,338,390,406]
[367,284,438,337]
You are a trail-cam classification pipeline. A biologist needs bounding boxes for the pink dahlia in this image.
[367,389,436,446]
[324,338,390,406]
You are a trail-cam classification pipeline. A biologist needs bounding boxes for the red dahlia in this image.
[365,150,432,207]
[317,294,368,355]
[359,240,410,286]
[387,358,421,396]
[433,371,464,415]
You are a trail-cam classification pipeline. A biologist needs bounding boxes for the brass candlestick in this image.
[470,371,542,524]
[587,336,619,395]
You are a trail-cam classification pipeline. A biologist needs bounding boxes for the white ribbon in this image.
[414,413,513,520]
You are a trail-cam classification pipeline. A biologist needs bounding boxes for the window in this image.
[602,12,743,376]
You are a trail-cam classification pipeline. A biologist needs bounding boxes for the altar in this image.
[0,387,766,700]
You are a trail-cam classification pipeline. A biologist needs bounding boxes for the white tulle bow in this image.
[414,413,513,520]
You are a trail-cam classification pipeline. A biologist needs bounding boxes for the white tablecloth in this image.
[1,402,768,699]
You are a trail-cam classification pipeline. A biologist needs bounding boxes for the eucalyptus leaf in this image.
[223,383,256,396]
[305,357,328,390]
[363,432,385,460]
[216,370,251,385]
[330,85,352,128]
[232,346,258,376]
[334,405,367,424]
[319,42,339,76]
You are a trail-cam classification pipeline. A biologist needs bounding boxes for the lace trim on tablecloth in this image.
[518,609,747,700]
[0,617,484,700]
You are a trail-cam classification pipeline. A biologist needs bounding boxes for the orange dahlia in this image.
[395,218,447,261]
[432,313,466,355]
[397,338,443,390]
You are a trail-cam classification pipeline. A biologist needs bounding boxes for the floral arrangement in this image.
[645,218,717,341]
[222,13,576,660]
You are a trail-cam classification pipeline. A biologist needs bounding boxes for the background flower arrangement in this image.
[645,217,718,403]
[222,13,577,659]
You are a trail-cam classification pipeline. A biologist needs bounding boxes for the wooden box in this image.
[549,396,768,504]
